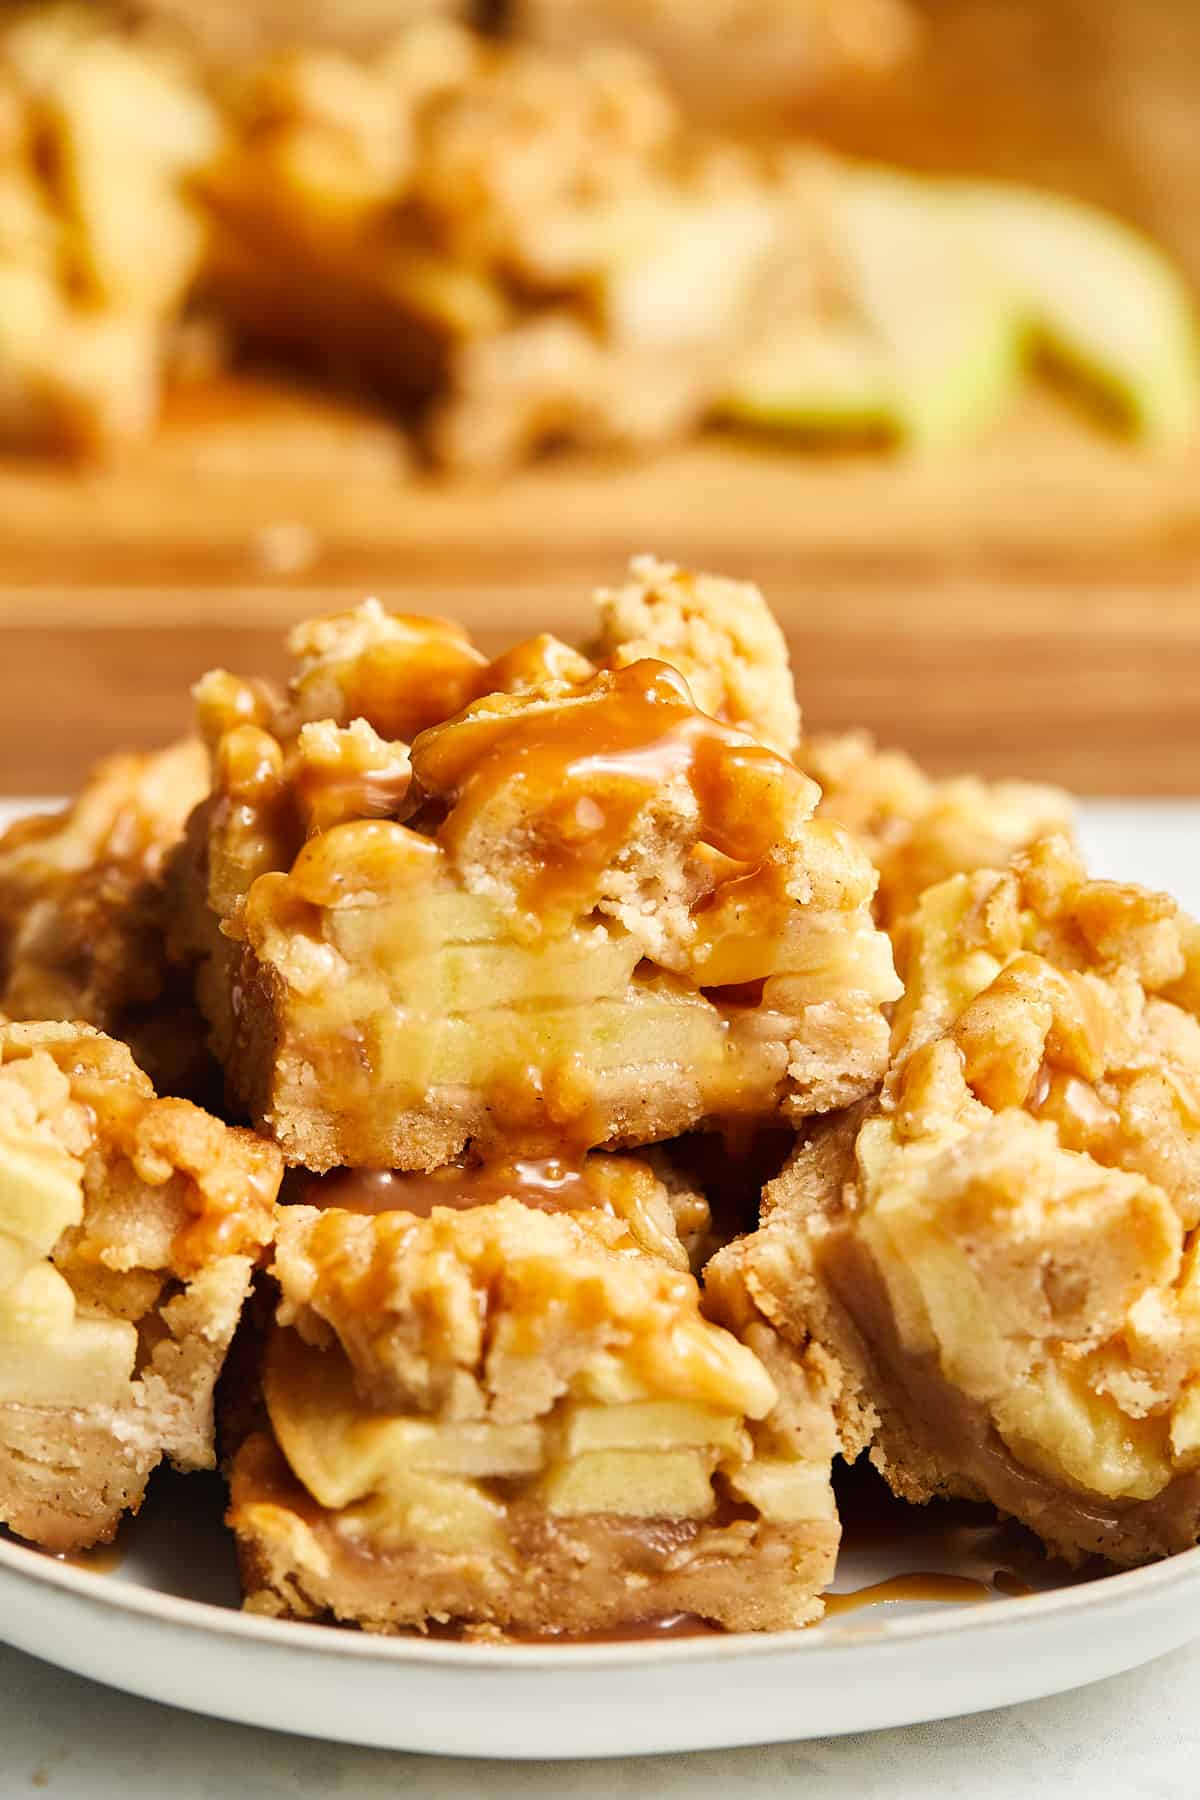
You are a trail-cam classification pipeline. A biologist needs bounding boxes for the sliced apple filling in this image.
[0,1020,280,1552]
[229,1196,840,1633]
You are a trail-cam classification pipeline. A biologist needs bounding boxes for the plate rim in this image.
[4,1527,1200,1667]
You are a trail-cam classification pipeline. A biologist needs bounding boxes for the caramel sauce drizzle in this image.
[296,751,413,836]
[412,660,805,924]
[303,1157,612,1221]
[50,1542,124,1574]
[822,1573,991,1617]
[1027,1061,1121,1155]
[992,1568,1034,1598]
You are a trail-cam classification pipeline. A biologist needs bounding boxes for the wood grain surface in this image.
[2,0,1199,798]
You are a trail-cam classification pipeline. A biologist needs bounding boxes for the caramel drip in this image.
[1027,1062,1120,1156]
[823,1573,990,1617]
[413,660,806,922]
[302,1157,612,1220]
[51,1542,124,1574]
[296,751,413,836]
[992,1569,1034,1598]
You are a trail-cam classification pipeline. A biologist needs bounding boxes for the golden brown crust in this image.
[231,1430,837,1636]
[0,1020,281,1551]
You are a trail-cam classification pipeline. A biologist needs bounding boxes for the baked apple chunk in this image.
[0,1020,280,1552]
[180,615,897,1169]
[228,1184,840,1633]
[713,835,1200,1565]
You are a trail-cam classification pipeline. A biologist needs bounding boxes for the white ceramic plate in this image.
[3,1470,1200,1760]
[0,801,1197,1760]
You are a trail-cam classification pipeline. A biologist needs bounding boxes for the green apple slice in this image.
[948,180,1200,443]
[719,318,892,433]
[722,165,1026,449]
[835,167,1026,449]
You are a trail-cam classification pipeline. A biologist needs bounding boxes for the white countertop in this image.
[2,802,1198,1795]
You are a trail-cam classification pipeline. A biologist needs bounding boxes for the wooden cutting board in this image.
[2,0,1199,798]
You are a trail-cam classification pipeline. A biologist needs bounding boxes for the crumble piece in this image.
[0,1020,280,1551]
[228,1191,839,1633]
[592,553,800,755]
[0,740,212,1097]
[0,3,219,450]
[712,835,1200,1565]
[797,731,1075,932]
[201,21,826,469]
[174,597,898,1170]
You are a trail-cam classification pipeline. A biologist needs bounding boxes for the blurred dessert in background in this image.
[128,0,916,119]
[0,0,1195,466]
[0,1,218,450]
[507,0,918,127]
[125,0,471,64]
[201,21,832,471]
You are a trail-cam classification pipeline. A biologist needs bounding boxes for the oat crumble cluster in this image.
[3,555,1199,1634]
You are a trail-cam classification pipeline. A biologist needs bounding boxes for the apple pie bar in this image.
[713,835,1200,1564]
[0,739,212,1097]
[229,1167,840,1633]
[0,1019,280,1552]
[172,578,898,1171]
[201,21,828,470]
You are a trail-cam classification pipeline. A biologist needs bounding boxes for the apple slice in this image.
[723,166,1025,449]
[949,180,1200,443]
[719,318,892,434]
